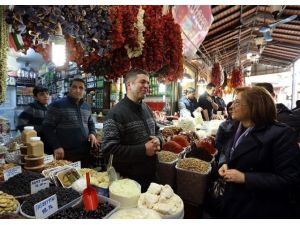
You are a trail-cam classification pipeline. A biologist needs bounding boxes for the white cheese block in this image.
[109,179,141,208]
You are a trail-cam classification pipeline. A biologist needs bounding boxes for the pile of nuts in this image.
[157,151,178,163]
[0,163,16,181]
[0,191,18,214]
[44,160,71,170]
[177,158,210,174]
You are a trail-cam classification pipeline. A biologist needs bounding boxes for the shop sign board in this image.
[173,5,214,58]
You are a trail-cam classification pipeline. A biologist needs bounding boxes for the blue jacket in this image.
[42,96,95,154]
[219,122,300,218]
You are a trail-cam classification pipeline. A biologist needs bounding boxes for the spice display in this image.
[177,158,210,174]
[138,183,183,217]
[0,191,19,214]
[186,142,213,162]
[162,141,183,154]
[195,138,216,155]
[0,171,43,196]
[157,151,178,163]
[48,202,115,219]
[21,186,80,217]
[172,135,189,148]
[178,131,199,143]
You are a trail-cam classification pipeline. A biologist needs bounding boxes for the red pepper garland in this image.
[132,6,164,72]
[211,63,222,86]
[162,10,183,82]
[109,6,125,50]
[231,68,244,88]
[122,6,140,50]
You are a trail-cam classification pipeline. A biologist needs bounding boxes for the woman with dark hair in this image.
[218,86,300,218]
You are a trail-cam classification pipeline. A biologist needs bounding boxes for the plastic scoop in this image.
[82,172,98,211]
[107,154,118,183]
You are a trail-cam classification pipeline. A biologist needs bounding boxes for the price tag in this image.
[3,166,22,181]
[31,178,50,194]
[69,161,81,170]
[0,158,5,164]
[34,194,58,219]
[44,154,54,164]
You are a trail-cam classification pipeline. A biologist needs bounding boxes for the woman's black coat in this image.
[219,122,300,218]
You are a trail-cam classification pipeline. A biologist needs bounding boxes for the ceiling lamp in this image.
[51,23,66,67]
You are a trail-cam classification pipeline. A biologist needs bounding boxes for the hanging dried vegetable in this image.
[211,63,222,86]
[132,6,164,72]
[0,6,9,103]
[162,10,183,82]
[124,6,145,58]
[231,68,244,88]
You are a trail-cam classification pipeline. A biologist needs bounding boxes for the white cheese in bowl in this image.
[109,179,141,208]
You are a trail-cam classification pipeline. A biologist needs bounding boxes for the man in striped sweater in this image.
[43,78,99,167]
[102,68,163,191]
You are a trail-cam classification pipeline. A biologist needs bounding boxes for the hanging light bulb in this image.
[51,23,66,67]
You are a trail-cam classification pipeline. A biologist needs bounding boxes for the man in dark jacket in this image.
[102,68,163,192]
[43,78,99,167]
[17,86,51,153]
[17,86,49,134]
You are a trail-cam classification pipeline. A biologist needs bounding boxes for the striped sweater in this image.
[17,100,47,135]
[102,96,163,185]
[42,96,95,154]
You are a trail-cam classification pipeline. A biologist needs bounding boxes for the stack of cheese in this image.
[137,183,183,218]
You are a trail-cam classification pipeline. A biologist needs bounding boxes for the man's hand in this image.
[145,136,161,156]
[88,134,100,148]
[54,147,64,160]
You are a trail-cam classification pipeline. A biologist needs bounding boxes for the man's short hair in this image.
[125,68,149,83]
[206,83,216,90]
[186,87,196,94]
[255,82,274,94]
[70,78,85,87]
[33,86,48,97]
[296,100,300,108]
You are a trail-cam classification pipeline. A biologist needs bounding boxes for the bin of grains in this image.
[175,158,211,205]
[156,151,178,189]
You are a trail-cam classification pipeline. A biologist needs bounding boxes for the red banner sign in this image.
[173,5,213,58]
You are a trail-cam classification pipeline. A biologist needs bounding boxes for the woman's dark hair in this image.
[235,86,276,126]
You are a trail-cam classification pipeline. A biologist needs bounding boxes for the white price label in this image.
[0,158,5,164]
[34,194,58,219]
[70,161,81,170]
[3,166,22,181]
[31,178,50,194]
[43,154,54,164]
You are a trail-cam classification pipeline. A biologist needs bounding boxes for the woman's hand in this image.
[224,169,245,183]
[218,164,228,177]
